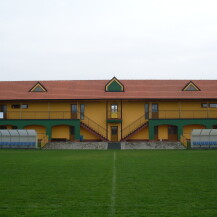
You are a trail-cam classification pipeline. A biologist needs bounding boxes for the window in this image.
[210,104,217,108]
[201,103,208,108]
[30,82,47,92]
[11,104,28,109]
[152,104,158,112]
[33,86,45,92]
[111,104,118,112]
[21,104,28,109]
[182,81,200,91]
[184,85,198,91]
[80,104,85,120]
[11,104,20,109]
[201,103,217,108]
[154,126,158,135]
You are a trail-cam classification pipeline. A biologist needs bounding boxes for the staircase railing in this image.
[121,114,148,139]
[180,134,191,149]
[80,113,107,139]
[38,134,49,148]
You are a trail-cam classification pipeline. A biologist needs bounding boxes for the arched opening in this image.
[183,124,206,139]
[168,125,178,141]
[154,124,178,141]
[24,125,46,143]
[51,125,75,142]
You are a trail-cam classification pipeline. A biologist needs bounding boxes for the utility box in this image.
[191,129,217,149]
[0,130,38,149]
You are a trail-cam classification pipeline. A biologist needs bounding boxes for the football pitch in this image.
[1,149,217,217]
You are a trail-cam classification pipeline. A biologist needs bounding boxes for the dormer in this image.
[29,82,47,92]
[105,77,124,92]
[182,81,200,91]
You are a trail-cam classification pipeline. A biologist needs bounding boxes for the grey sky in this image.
[1,0,217,81]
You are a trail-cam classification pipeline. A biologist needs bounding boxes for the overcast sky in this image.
[1,0,217,81]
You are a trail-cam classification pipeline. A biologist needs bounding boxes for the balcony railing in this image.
[107,111,122,119]
[1,109,217,120]
[0,111,73,120]
[149,110,217,119]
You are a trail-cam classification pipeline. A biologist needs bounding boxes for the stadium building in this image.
[0,77,217,144]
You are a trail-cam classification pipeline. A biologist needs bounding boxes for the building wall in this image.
[52,125,70,140]
[24,125,46,141]
[128,127,149,140]
[122,100,146,128]
[80,127,99,141]
[2,100,217,142]
[158,125,168,140]
[183,124,206,139]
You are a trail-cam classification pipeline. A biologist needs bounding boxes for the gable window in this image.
[105,77,124,92]
[182,81,200,91]
[33,86,45,92]
[29,82,47,92]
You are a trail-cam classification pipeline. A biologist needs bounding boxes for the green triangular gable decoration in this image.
[105,77,124,92]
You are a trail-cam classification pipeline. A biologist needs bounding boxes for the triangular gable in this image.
[29,82,47,92]
[182,81,200,91]
[105,77,124,92]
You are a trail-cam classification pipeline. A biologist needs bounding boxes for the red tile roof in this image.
[0,79,217,100]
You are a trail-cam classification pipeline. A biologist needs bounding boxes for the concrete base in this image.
[43,141,186,150]
[44,142,108,150]
[121,142,186,150]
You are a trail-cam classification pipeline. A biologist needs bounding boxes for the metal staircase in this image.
[121,114,148,141]
[80,114,108,141]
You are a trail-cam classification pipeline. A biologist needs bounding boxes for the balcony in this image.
[0,111,75,120]
[149,110,217,119]
[107,111,122,123]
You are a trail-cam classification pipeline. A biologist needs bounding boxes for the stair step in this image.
[107,142,121,150]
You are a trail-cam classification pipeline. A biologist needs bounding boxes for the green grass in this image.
[1,150,217,217]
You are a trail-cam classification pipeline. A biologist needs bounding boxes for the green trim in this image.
[0,119,80,141]
[107,119,122,123]
[149,119,217,140]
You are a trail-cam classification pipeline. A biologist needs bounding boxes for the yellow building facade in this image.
[0,78,217,143]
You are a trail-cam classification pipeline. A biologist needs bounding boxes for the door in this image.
[145,103,149,119]
[71,104,77,119]
[111,126,118,142]
[154,126,158,140]
[152,104,158,119]
[70,126,75,141]
[168,125,178,141]
[0,105,7,119]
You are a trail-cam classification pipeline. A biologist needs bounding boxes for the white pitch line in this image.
[110,151,116,217]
